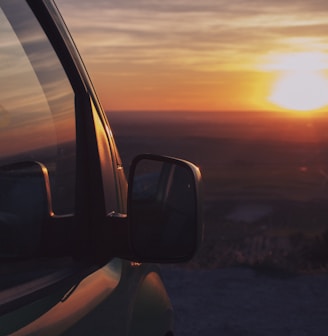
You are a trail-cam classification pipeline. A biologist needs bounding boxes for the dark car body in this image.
[0,1,202,335]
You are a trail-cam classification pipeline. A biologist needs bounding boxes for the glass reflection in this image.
[130,158,198,259]
[0,2,75,214]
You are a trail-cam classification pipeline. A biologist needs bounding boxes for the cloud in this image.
[55,0,328,110]
[57,0,328,71]
[57,0,328,15]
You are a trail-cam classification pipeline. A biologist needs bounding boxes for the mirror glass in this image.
[129,156,200,261]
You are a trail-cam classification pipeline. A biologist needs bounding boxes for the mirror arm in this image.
[108,211,128,220]
[99,211,132,259]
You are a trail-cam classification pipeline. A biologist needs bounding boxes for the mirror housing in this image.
[127,154,203,263]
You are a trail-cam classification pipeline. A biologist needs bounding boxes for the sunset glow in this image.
[264,53,328,112]
[56,1,328,113]
[270,71,328,111]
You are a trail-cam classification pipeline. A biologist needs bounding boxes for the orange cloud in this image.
[56,0,328,111]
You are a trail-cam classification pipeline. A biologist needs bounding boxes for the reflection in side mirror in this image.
[0,161,52,257]
[128,154,203,263]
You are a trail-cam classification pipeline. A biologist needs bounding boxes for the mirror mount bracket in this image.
[94,211,131,261]
[108,211,127,220]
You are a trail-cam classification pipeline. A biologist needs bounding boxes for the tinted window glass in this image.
[0,1,75,218]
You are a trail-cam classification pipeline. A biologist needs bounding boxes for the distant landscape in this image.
[108,111,328,274]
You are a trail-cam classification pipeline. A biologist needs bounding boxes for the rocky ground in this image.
[161,266,328,336]
[159,200,328,336]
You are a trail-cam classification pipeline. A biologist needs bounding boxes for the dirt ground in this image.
[160,266,328,336]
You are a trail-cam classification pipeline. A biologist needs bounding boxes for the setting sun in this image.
[264,52,328,112]
[270,71,328,111]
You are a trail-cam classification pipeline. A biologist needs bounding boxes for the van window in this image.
[0,1,75,258]
[0,2,76,215]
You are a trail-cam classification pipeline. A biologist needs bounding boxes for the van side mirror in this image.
[127,154,203,263]
[0,161,52,257]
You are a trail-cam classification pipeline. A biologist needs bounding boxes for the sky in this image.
[56,0,328,112]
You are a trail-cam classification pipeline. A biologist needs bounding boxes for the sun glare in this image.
[263,52,328,112]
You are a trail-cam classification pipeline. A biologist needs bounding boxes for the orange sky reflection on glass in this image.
[56,0,328,113]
